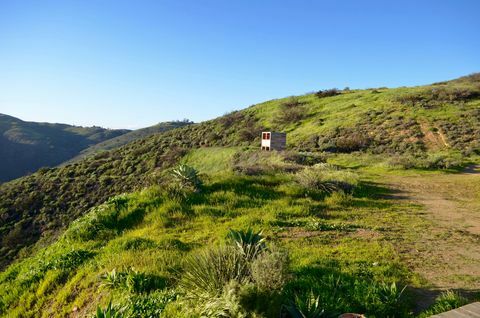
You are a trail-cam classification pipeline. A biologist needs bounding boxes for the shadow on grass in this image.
[286,262,413,317]
[202,175,285,201]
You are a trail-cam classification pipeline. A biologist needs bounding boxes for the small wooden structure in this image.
[261,131,286,151]
[430,302,480,317]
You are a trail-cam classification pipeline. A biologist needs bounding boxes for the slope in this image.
[0,114,129,182]
[1,147,479,317]
[66,120,194,163]
[0,73,479,271]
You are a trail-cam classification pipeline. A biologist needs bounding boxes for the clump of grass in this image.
[121,289,177,317]
[179,245,249,299]
[419,291,469,317]
[101,267,167,293]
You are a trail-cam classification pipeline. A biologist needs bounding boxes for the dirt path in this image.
[384,166,480,291]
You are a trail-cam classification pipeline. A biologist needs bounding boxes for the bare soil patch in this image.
[384,167,480,291]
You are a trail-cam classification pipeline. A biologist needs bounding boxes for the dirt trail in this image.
[385,165,480,291]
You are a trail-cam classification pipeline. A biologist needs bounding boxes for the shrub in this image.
[251,248,289,291]
[276,98,307,125]
[334,134,371,152]
[315,89,341,98]
[64,195,132,242]
[295,164,358,195]
[179,246,249,299]
[283,152,327,166]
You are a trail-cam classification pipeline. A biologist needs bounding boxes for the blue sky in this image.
[0,0,479,129]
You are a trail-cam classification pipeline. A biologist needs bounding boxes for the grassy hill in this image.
[0,74,479,317]
[66,120,193,164]
[0,114,129,182]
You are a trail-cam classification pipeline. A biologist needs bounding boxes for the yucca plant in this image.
[171,164,202,191]
[179,245,249,300]
[100,268,122,290]
[227,228,266,262]
[93,300,122,318]
[284,291,331,318]
[377,282,407,307]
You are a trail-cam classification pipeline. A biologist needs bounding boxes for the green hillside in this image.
[0,114,129,182]
[0,74,480,317]
[66,120,194,164]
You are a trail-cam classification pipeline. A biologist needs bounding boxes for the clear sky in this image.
[0,0,479,129]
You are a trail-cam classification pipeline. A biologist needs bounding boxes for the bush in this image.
[276,97,307,125]
[251,248,289,291]
[315,89,341,98]
[295,164,358,195]
[283,152,327,166]
[334,134,371,152]
[64,195,134,242]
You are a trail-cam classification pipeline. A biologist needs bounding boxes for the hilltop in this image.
[0,114,129,182]
[0,74,479,317]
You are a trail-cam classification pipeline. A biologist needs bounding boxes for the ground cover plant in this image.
[1,74,480,317]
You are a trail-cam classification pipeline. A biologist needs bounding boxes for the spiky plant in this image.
[284,291,330,318]
[179,245,249,300]
[93,300,123,318]
[227,228,266,262]
[171,164,202,191]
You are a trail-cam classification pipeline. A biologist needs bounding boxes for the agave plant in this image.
[171,164,202,191]
[227,228,266,262]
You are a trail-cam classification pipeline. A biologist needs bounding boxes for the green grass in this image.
[0,162,429,317]
[1,74,480,317]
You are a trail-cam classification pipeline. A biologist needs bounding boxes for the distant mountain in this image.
[0,114,130,182]
[66,120,194,163]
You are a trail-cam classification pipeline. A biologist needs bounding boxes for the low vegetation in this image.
[1,74,480,316]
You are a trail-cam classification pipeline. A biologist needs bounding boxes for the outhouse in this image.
[261,131,286,151]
